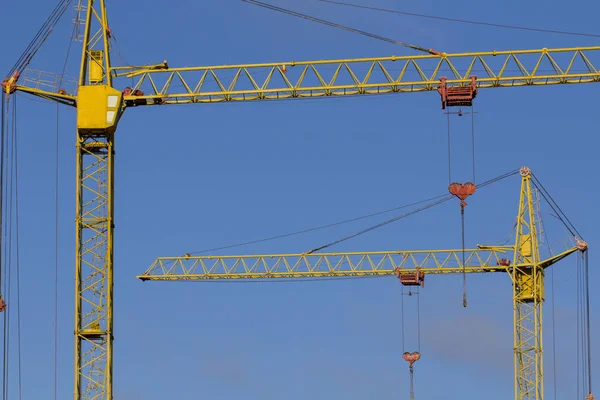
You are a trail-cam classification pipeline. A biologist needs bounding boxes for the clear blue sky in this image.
[2,0,599,399]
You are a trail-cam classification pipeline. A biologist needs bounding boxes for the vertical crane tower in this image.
[1,0,599,399]
[74,2,117,399]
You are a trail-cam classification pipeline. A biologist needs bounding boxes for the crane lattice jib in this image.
[8,46,600,107]
[138,246,578,281]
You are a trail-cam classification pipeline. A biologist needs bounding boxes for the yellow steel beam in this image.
[9,46,600,109]
[113,46,600,106]
[137,245,579,281]
[13,85,77,107]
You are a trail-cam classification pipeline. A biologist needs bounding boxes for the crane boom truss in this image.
[10,46,600,107]
[109,46,600,106]
[138,245,577,281]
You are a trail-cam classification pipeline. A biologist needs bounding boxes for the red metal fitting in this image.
[395,266,424,287]
[519,166,532,177]
[576,237,588,252]
[437,76,477,109]
[497,258,511,267]
[402,351,421,368]
[1,71,20,95]
[448,182,476,207]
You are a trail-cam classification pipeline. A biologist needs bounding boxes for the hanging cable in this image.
[307,195,454,254]
[537,189,558,400]
[401,286,405,354]
[447,111,451,184]
[7,0,73,78]
[318,0,600,38]
[461,206,467,307]
[471,106,476,183]
[309,169,518,254]
[12,98,22,400]
[584,251,593,397]
[416,287,421,353]
[2,96,17,400]
[241,0,441,55]
[188,193,450,255]
[53,16,77,400]
[446,106,478,308]
[531,175,583,239]
[0,94,7,400]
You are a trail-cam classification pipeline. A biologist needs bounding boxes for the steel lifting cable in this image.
[1,96,15,400]
[319,0,600,38]
[3,100,16,400]
[241,0,440,55]
[12,98,22,400]
[579,250,592,397]
[400,285,421,400]
[531,175,583,239]
[446,107,477,308]
[530,174,591,397]
[580,254,584,398]
[538,193,559,400]
[8,0,73,77]
[188,193,450,255]
[307,169,518,255]
[584,251,593,397]
[0,94,7,400]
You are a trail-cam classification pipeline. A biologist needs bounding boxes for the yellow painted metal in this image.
[138,245,579,281]
[11,85,76,106]
[512,167,544,400]
[76,85,123,135]
[112,46,600,105]
[138,171,583,400]
[89,50,105,84]
[78,0,112,87]
[74,1,115,400]
[3,2,597,400]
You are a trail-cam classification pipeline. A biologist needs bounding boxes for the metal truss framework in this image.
[2,3,595,400]
[76,132,114,400]
[138,245,576,281]
[75,1,114,400]
[512,170,544,400]
[138,171,583,400]
[111,46,600,105]
[12,46,600,107]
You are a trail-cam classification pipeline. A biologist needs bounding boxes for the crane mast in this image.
[0,1,597,400]
[75,1,119,399]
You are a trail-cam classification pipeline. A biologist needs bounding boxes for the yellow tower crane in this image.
[138,166,590,400]
[1,1,598,400]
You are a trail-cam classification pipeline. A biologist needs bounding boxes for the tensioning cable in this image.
[241,0,441,55]
[308,169,518,255]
